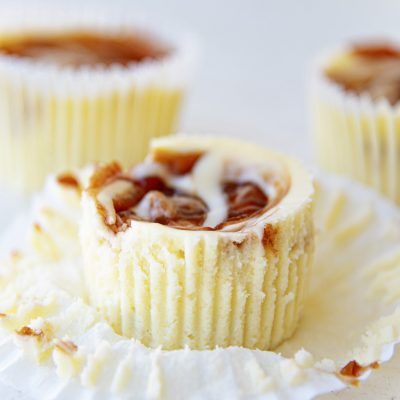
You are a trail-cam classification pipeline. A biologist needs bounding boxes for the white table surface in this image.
[1,0,400,398]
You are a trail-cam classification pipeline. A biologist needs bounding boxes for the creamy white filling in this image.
[191,153,227,227]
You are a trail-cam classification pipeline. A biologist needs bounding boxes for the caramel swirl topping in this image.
[0,31,170,67]
[93,151,286,232]
[325,42,400,105]
[114,176,268,229]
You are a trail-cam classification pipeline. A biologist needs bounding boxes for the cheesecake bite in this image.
[81,136,314,351]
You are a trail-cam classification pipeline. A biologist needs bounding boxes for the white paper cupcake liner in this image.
[0,170,400,399]
[0,4,196,192]
[311,47,400,205]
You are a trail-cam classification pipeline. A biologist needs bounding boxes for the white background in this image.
[1,0,400,398]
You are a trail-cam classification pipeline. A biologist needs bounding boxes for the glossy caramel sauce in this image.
[113,175,268,229]
[0,31,169,67]
[325,43,400,105]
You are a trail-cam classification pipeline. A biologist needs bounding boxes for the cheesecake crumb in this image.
[16,326,44,338]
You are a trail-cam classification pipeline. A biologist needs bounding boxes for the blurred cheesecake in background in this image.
[80,136,315,351]
[0,9,195,192]
[312,41,400,205]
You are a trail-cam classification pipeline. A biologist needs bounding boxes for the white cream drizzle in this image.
[235,167,278,201]
[131,162,168,181]
[129,153,228,227]
[134,194,152,220]
[169,174,195,194]
[191,152,227,227]
[97,180,133,225]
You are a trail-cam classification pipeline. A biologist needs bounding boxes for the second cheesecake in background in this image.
[0,9,195,192]
[312,41,400,205]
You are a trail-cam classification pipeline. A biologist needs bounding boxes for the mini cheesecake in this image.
[81,136,315,350]
[313,41,400,204]
[0,15,193,192]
